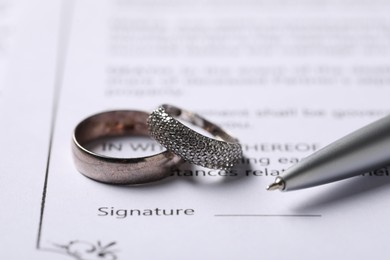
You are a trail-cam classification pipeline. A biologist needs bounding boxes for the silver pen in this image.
[267,114,390,191]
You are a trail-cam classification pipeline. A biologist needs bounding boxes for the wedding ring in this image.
[148,104,242,169]
[72,110,183,184]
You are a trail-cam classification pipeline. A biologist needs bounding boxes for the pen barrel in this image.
[282,114,390,191]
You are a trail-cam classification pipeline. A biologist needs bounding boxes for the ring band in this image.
[72,110,183,184]
[148,104,242,169]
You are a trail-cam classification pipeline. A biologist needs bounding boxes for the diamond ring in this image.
[148,104,242,169]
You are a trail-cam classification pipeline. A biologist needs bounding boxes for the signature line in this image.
[214,214,322,217]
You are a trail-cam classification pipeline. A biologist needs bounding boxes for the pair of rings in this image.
[72,104,242,184]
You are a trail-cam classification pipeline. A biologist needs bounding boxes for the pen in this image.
[267,114,390,191]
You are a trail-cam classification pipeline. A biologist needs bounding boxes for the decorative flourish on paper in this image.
[54,240,118,260]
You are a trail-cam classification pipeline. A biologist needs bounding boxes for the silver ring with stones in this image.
[148,104,242,169]
[72,110,183,184]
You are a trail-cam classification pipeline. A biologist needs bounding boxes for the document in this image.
[2,0,390,259]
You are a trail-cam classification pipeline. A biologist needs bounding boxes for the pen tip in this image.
[266,177,285,191]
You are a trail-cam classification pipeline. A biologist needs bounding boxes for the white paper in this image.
[2,0,390,259]
[0,0,62,258]
[0,0,20,94]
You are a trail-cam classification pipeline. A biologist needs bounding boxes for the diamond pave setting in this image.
[148,106,242,170]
